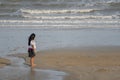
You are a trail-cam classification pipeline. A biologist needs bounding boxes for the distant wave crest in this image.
[15,9,95,14]
[9,8,120,19]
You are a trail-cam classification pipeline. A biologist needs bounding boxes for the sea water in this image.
[0,0,120,56]
[0,0,120,28]
[0,28,120,56]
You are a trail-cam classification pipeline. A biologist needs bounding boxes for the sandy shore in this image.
[13,46,120,80]
[0,57,10,68]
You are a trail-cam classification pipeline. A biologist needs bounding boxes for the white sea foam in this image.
[0,19,120,29]
[0,0,120,29]
[17,8,96,14]
[0,20,120,24]
[10,8,120,19]
[23,15,116,19]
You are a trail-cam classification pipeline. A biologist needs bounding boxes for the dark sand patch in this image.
[0,57,10,68]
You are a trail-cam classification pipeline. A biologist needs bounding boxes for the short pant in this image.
[28,48,35,57]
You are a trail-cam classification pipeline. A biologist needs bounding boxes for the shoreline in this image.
[11,46,120,80]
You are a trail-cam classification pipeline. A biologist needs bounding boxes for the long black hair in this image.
[28,33,36,46]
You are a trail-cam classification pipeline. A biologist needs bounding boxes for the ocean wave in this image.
[1,7,120,20]
[0,0,120,22]
[15,9,96,14]
[5,9,120,20]
[9,8,97,19]
[1,0,120,9]
[108,2,120,9]
[0,19,120,29]
[0,1,21,7]
[0,20,119,25]
[1,13,120,20]
[23,15,120,19]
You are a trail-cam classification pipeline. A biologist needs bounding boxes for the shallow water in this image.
[0,66,67,80]
[0,28,120,56]
[0,56,67,80]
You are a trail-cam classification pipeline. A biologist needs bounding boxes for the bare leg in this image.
[30,57,36,67]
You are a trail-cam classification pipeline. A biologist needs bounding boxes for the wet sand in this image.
[0,56,68,80]
[1,46,120,80]
[15,46,120,80]
[0,57,10,68]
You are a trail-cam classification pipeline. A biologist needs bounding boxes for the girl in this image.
[28,33,36,67]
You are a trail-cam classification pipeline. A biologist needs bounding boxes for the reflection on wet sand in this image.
[29,68,35,80]
[0,56,67,80]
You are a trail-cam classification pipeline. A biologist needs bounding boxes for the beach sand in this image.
[13,46,120,80]
[0,57,10,68]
